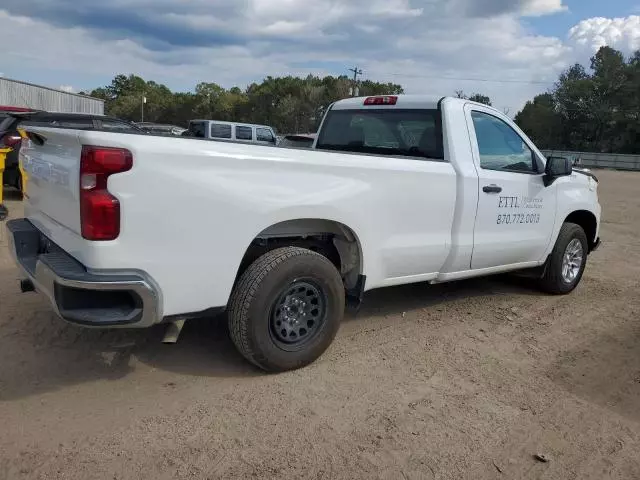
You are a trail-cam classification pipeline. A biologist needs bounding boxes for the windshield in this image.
[316,108,442,159]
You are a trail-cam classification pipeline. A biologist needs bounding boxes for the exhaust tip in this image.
[20,279,35,293]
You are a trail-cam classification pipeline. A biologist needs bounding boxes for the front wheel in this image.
[539,222,588,294]
[228,247,345,372]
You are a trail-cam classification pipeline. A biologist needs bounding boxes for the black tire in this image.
[228,247,345,372]
[539,222,588,294]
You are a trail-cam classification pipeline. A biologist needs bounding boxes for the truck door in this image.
[465,105,557,270]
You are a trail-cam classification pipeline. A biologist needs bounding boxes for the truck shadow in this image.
[0,274,543,401]
[0,313,256,402]
[547,320,640,423]
[135,275,543,373]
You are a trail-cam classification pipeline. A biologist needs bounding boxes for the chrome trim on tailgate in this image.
[7,219,160,328]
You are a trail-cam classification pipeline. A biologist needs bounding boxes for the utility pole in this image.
[348,66,362,97]
[141,95,146,122]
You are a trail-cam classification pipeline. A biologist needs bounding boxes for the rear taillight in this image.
[3,134,22,148]
[364,96,398,106]
[80,145,132,241]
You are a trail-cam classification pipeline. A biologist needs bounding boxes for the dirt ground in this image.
[1,170,639,480]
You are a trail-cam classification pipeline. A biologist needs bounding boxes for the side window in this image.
[235,126,253,140]
[256,128,275,143]
[471,111,537,173]
[211,123,232,139]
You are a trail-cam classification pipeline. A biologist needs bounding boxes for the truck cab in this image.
[314,95,600,275]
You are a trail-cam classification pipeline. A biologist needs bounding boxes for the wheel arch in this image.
[236,218,364,290]
[564,210,598,252]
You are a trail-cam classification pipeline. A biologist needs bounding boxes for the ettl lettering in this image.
[498,196,520,208]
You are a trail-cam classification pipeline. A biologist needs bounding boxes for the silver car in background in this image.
[185,120,277,145]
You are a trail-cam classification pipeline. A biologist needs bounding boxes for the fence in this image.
[541,150,640,171]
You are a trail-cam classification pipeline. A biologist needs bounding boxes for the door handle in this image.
[483,184,502,194]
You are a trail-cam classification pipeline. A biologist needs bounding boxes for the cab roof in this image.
[330,94,445,110]
[329,94,506,118]
[190,119,273,130]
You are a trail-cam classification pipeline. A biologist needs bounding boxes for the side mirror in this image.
[544,156,572,187]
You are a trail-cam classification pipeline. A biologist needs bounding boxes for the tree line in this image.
[87,74,404,134]
[87,73,494,135]
[88,44,639,153]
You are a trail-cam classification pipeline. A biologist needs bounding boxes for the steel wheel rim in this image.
[561,238,584,283]
[270,279,326,346]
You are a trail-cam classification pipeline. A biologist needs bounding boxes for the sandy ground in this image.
[0,170,639,479]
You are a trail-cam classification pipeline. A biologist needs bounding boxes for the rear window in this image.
[235,126,253,140]
[316,109,442,160]
[211,123,232,139]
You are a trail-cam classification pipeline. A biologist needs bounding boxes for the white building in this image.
[0,77,104,114]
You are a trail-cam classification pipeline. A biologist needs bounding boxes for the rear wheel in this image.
[539,222,588,294]
[228,247,345,372]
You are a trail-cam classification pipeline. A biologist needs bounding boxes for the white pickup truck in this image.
[4,95,601,371]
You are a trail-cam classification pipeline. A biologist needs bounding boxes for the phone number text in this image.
[496,213,541,225]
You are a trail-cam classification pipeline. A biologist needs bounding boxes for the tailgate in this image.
[20,127,82,234]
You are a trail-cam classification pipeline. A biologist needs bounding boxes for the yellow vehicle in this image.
[0,147,10,220]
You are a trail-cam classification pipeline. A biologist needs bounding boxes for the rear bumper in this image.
[6,218,161,328]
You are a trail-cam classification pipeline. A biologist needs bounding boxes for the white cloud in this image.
[0,5,636,115]
[448,0,567,18]
[568,15,640,54]
[521,0,568,16]
[58,85,75,92]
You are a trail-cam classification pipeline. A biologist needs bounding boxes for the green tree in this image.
[515,46,640,153]
[454,90,492,105]
[514,93,563,149]
[467,93,492,106]
[90,73,402,132]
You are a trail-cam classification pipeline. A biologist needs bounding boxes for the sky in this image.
[0,0,639,114]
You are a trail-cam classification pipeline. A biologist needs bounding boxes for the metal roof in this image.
[0,77,104,102]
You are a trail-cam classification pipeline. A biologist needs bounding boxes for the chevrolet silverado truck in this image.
[4,95,601,372]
